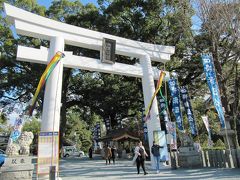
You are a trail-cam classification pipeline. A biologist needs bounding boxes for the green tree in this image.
[0,0,47,115]
[64,110,92,152]
[22,117,40,135]
[195,0,240,147]
[0,112,7,124]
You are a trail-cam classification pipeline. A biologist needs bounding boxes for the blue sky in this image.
[37,0,98,8]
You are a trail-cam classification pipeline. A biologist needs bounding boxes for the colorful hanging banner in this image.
[29,51,65,116]
[168,78,184,131]
[144,71,166,121]
[180,86,197,135]
[201,54,225,128]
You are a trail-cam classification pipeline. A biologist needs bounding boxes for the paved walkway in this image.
[58,156,240,180]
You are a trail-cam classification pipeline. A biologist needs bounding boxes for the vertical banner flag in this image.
[158,98,169,122]
[180,86,197,135]
[93,123,101,148]
[105,118,111,133]
[141,107,148,141]
[166,122,177,150]
[116,116,123,129]
[201,54,225,128]
[201,115,213,147]
[94,122,101,140]
[201,115,210,133]
[91,127,95,139]
[168,78,184,131]
[9,118,23,144]
[92,123,101,141]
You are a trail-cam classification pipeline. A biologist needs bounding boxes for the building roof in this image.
[98,128,140,142]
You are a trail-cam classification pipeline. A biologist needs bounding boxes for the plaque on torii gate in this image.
[102,38,116,64]
[4,3,175,177]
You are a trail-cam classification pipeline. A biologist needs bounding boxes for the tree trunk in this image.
[212,42,229,114]
[233,63,239,148]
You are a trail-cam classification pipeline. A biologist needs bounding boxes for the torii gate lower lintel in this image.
[4,3,175,173]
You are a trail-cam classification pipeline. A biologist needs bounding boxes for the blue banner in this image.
[141,107,148,141]
[201,54,225,128]
[93,122,101,140]
[10,118,23,143]
[168,78,184,131]
[180,86,197,135]
[105,118,111,132]
[158,98,169,122]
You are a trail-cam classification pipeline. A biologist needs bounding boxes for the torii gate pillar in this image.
[140,54,162,168]
[41,37,64,132]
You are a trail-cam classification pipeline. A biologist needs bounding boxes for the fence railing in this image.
[201,149,240,168]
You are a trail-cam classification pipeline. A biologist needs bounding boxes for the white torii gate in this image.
[4,2,175,174]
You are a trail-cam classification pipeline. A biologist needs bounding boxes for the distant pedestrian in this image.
[111,145,117,164]
[151,141,163,173]
[104,145,112,165]
[88,147,93,159]
[134,140,148,175]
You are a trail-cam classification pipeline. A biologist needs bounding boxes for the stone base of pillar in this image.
[178,147,202,168]
[0,156,33,180]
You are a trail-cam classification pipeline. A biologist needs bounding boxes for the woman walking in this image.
[134,140,148,175]
[104,144,112,165]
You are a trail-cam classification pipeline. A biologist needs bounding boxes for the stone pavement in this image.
[58,156,240,180]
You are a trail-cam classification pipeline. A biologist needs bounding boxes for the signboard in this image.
[37,132,59,175]
[3,156,32,167]
[153,130,169,161]
[102,38,116,64]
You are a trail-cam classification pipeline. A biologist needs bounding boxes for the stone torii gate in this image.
[4,2,175,172]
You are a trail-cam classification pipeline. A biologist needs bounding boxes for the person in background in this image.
[151,141,163,174]
[134,140,148,175]
[88,146,93,159]
[111,145,117,164]
[104,144,112,165]
[125,145,130,154]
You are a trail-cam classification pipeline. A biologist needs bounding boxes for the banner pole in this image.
[223,118,234,167]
